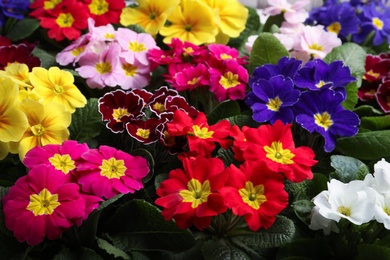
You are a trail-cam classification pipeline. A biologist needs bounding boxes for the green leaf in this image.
[97,238,131,259]
[360,115,390,131]
[32,46,58,68]
[105,200,195,253]
[201,239,251,260]
[217,148,236,167]
[329,155,369,182]
[308,173,329,197]
[225,115,260,128]
[69,98,103,143]
[207,100,241,125]
[276,238,332,259]
[353,105,383,118]
[53,247,104,260]
[154,173,168,190]
[98,194,124,211]
[341,81,359,110]
[336,130,390,160]
[5,18,40,41]
[323,42,366,77]
[248,32,289,75]
[231,215,295,249]
[262,14,284,33]
[0,187,12,237]
[126,24,146,34]
[355,244,390,260]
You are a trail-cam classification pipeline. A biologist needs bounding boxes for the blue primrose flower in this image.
[246,75,301,124]
[353,3,390,46]
[293,89,360,153]
[249,57,302,86]
[0,0,30,20]
[294,59,355,100]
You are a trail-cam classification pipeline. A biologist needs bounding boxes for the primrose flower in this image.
[246,75,301,124]
[155,155,228,230]
[309,206,339,235]
[29,67,87,113]
[201,0,248,44]
[159,0,218,45]
[294,89,360,153]
[313,179,376,225]
[84,0,125,26]
[76,145,150,199]
[263,0,310,24]
[120,0,180,36]
[220,161,289,231]
[0,42,40,70]
[2,165,86,246]
[0,78,28,143]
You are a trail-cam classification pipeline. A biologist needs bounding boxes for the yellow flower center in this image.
[239,181,267,210]
[191,125,214,139]
[315,80,330,88]
[188,77,199,85]
[363,69,380,80]
[327,22,341,34]
[314,112,333,130]
[152,102,165,113]
[99,157,127,179]
[89,0,109,15]
[44,0,61,10]
[179,179,211,208]
[184,24,192,32]
[71,46,85,57]
[308,43,323,51]
[149,12,157,20]
[337,206,351,216]
[128,42,147,52]
[95,61,112,74]
[56,13,75,28]
[105,33,115,39]
[219,71,240,89]
[267,96,283,112]
[264,141,294,164]
[112,108,131,122]
[136,128,150,139]
[49,154,76,174]
[372,17,384,30]
[183,47,194,54]
[220,53,233,60]
[384,207,390,216]
[122,63,138,77]
[31,124,44,136]
[26,188,60,216]
[53,84,63,94]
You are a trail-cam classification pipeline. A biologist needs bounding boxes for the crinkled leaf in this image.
[336,130,390,160]
[97,237,131,259]
[341,81,359,110]
[98,194,124,211]
[360,115,390,131]
[292,200,314,225]
[201,239,251,260]
[307,173,329,197]
[217,148,236,167]
[277,238,332,259]
[69,98,103,143]
[232,215,295,249]
[207,100,241,125]
[330,155,369,182]
[248,32,289,75]
[355,244,390,260]
[105,200,195,253]
[32,46,58,68]
[226,115,260,128]
[53,247,104,260]
[5,18,40,41]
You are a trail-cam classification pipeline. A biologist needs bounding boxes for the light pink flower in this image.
[88,17,116,43]
[76,43,123,89]
[56,34,91,66]
[117,56,151,90]
[115,28,158,66]
[274,33,295,51]
[263,0,310,24]
[76,145,150,199]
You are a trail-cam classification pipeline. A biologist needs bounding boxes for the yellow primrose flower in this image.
[0,78,28,143]
[13,99,71,160]
[159,0,218,45]
[120,0,180,36]
[0,62,34,90]
[29,67,87,113]
[201,0,248,44]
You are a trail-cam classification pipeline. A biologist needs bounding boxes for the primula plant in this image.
[1,0,390,259]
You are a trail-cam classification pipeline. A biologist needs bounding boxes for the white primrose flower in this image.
[374,193,390,230]
[309,205,339,235]
[372,158,390,194]
[313,179,376,225]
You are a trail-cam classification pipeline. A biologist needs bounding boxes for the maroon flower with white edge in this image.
[148,86,179,117]
[126,118,161,144]
[98,89,145,133]
[76,145,149,199]
[164,95,199,118]
[376,80,390,113]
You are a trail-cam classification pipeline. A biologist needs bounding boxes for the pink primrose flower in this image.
[175,63,210,91]
[263,0,310,24]
[117,56,151,90]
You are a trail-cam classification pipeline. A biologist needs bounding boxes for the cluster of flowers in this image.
[0,36,87,160]
[245,56,360,152]
[120,0,248,45]
[98,86,199,153]
[307,0,390,46]
[56,18,157,90]
[29,0,125,41]
[2,140,150,246]
[359,53,390,113]
[148,38,249,102]
[310,158,390,234]
[0,0,30,27]
[156,120,317,231]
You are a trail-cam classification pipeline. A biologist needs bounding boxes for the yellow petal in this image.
[0,141,9,160]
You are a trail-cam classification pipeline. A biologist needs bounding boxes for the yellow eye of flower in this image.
[112,108,131,122]
[314,112,333,130]
[71,46,85,57]
[180,179,211,208]
[191,125,214,139]
[308,43,323,51]
[56,13,75,28]
[337,206,351,216]
[372,17,384,30]
[122,63,138,77]
[152,102,165,113]
[95,61,112,74]
[49,154,76,174]
[264,141,294,164]
[100,157,127,179]
[27,188,60,216]
[267,97,283,112]
[128,42,147,52]
[136,128,150,139]
[219,72,240,89]
[327,22,342,34]
[89,0,109,15]
[239,181,267,210]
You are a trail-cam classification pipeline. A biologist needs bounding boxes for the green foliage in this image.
[126,24,146,34]
[53,247,104,260]
[330,155,369,182]
[262,14,284,33]
[360,115,390,131]
[207,100,241,125]
[355,244,390,260]
[96,238,131,259]
[5,18,40,41]
[336,130,390,160]
[32,46,58,68]
[277,238,332,259]
[248,32,289,75]
[201,239,251,260]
